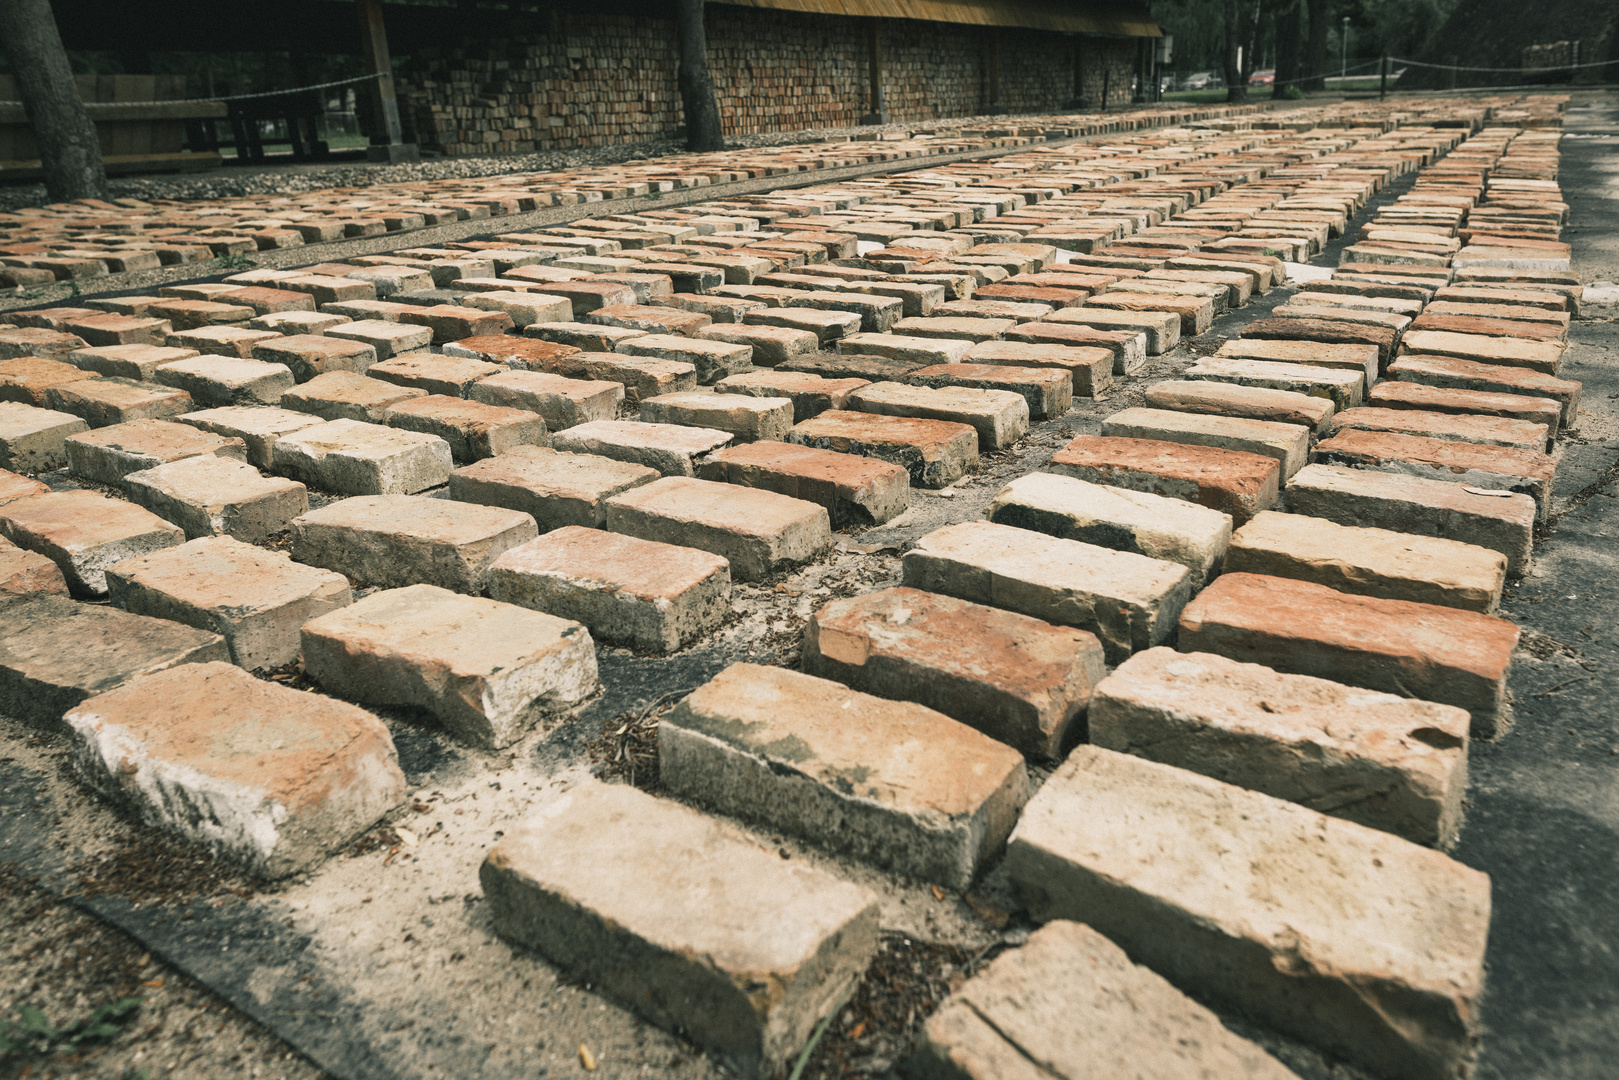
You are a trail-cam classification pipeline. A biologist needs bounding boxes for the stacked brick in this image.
[401,8,1138,157]
[0,92,1587,1080]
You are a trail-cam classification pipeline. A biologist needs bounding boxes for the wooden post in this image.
[862,18,888,124]
[355,0,418,162]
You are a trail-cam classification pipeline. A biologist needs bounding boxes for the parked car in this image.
[1249,68,1276,86]
[1181,71,1218,90]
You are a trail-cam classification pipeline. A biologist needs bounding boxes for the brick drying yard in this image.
[1,89,1617,1080]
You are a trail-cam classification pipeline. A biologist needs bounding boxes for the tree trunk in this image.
[1303,0,1330,91]
[675,0,724,152]
[1273,0,1302,98]
[1224,0,1247,102]
[0,0,106,201]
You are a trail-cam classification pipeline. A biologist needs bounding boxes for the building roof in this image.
[709,0,1162,37]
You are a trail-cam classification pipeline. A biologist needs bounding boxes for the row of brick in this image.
[0,94,1581,1080]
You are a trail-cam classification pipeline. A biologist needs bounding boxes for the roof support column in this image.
[356,0,419,162]
[862,18,889,125]
[986,30,1004,113]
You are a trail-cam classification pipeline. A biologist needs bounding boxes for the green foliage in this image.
[215,252,258,271]
[0,996,145,1063]
[1283,84,1305,98]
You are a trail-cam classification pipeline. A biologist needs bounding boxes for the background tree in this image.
[1224,0,1246,100]
[0,0,106,200]
[1304,0,1330,89]
[1273,0,1303,96]
[675,0,724,152]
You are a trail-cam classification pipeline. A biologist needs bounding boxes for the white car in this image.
[1181,71,1218,90]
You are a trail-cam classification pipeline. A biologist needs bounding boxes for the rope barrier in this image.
[1391,56,1619,74]
[0,71,385,109]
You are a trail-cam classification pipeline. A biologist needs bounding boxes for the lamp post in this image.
[1341,17,1350,81]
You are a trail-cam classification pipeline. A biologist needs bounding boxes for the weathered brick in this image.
[292,495,536,592]
[604,475,830,581]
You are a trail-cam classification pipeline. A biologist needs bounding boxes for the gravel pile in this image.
[0,109,1062,213]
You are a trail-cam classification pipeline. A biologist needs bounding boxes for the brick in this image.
[147,299,255,330]
[396,302,511,344]
[174,407,324,471]
[804,586,1103,759]
[1283,463,1537,576]
[779,353,922,383]
[0,535,67,597]
[1004,322,1147,375]
[551,419,731,477]
[1215,338,1379,388]
[467,369,621,431]
[697,441,908,527]
[252,335,377,382]
[0,470,47,504]
[787,409,976,489]
[639,390,793,443]
[0,489,183,596]
[344,265,434,295]
[320,299,415,322]
[0,401,89,470]
[164,326,283,359]
[963,340,1112,397]
[662,663,1028,888]
[106,536,349,671]
[0,326,90,359]
[903,520,1191,664]
[1093,646,1470,846]
[149,355,294,408]
[1368,381,1562,440]
[1311,427,1557,521]
[65,661,403,876]
[1389,354,1580,427]
[526,280,638,316]
[302,584,593,748]
[322,319,432,361]
[616,334,752,385]
[220,285,317,316]
[1242,317,1398,368]
[712,370,866,422]
[383,395,548,464]
[0,593,227,727]
[587,303,711,338]
[292,495,536,593]
[743,306,862,343]
[66,344,198,381]
[0,356,101,407]
[524,320,649,353]
[1045,307,1179,353]
[1398,330,1565,375]
[889,315,1015,345]
[442,334,578,369]
[280,274,377,305]
[279,371,427,424]
[246,311,351,335]
[1230,509,1507,613]
[1327,406,1548,453]
[123,449,307,539]
[838,332,972,367]
[481,780,878,1080]
[368,354,503,397]
[989,472,1232,587]
[605,475,829,581]
[271,419,453,496]
[66,419,246,487]
[449,445,657,530]
[62,315,170,348]
[695,324,817,367]
[1047,435,1281,526]
[1182,356,1364,410]
[1180,572,1518,737]
[1103,406,1310,480]
[902,363,1071,421]
[916,920,1300,1080]
[849,381,1027,452]
[1146,379,1335,434]
[44,380,194,430]
[489,526,728,652]
[1005,746,1489,1080]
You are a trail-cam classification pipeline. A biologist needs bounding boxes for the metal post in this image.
[862,18,888,124]
[356,0,418,162]
[1340,17,1349,81]
[1379,53,1388,99]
